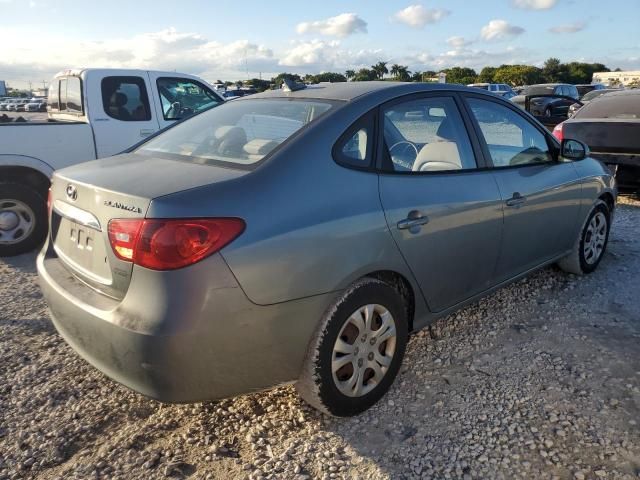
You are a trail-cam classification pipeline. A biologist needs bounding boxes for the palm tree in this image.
[345,70,356,81]
[371,61,389,80]
[396,65,410,81]
[390,64,401,79]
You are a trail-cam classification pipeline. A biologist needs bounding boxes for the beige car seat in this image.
[412,119,463,172]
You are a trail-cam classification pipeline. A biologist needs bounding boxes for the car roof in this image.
[245,81,478,102]
[529,83,568,87]
[597,89,640,98]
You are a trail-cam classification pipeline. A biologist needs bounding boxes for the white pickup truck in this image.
[0,68,223,255]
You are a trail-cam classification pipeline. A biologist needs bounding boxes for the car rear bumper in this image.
[37,243,335,403]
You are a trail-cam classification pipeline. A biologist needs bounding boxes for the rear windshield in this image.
[576,85,596,96]
[137,98,335,167]
[581,90,612,102]
[524,85,556,96]
[574,93,640,119]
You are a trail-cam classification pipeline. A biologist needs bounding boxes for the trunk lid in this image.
[50,153,248,299]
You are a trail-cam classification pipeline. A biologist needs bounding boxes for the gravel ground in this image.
[1,197,639,480]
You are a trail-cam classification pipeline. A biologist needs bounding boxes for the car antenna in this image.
[282,78,306,92]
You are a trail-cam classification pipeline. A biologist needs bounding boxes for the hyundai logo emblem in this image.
[66,184,78,201]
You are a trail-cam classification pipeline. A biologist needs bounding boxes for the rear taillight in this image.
[107,218,245,270]
[108,219,142,261]
[552,122,564,142]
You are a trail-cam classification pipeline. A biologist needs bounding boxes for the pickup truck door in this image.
[146,72,223,130]
[85,70,161,158]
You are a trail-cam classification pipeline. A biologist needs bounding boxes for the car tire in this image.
[0,182,47,256]
[544,106,552,117]
[296,277,409,417]
[557,200,610,275]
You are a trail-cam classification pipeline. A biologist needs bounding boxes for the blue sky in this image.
[1,0,639,88]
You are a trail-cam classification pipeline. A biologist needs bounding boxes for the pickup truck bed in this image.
[0,122,96,174]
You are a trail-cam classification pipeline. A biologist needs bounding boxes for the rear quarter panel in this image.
[148,100,425,311]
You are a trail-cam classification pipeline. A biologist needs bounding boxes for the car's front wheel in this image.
[557,200,611,275]
[296,278,408,416]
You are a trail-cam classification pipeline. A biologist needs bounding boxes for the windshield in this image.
[137,98,335,167]
[574,92,640,119]
[525,85,556,96]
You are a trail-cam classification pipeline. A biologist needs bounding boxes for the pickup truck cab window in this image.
[156,77,222,121]
[48,82,59,110]
[101,76,151,122]
[59,78,67,111]
[65,77,83,114]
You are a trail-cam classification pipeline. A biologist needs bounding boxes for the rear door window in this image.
[101,76,151,121]
[381,96,477,172]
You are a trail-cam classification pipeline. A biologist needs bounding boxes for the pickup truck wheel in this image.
[0,182,47,256]
[557,200,610,275]
[296,278,408,417]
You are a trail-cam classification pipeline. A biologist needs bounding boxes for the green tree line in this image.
[223,58,612,92]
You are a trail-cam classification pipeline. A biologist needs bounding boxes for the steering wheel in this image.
[166,101,181,119]
[389,141,419,168]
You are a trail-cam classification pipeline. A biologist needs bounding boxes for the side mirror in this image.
[561,139,589,161]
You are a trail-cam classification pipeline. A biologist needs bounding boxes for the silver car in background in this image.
[38,82,616,416]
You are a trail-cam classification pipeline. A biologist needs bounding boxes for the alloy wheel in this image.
[331,304,397,397]
[583,211,607,265]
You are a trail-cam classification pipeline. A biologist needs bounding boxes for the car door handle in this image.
[505,192,526,207]
[140,129,156,137]
[397,211,429,230]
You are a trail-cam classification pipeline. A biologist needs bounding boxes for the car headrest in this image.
[435,118,455,141]
[214,126,246,142]
[243,138,278,156]
[110,92,128,108]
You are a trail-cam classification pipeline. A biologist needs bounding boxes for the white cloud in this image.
[401,46,534,72]
[512,0,558,9]
[0,27,277,86]
[295,13,367,38]
[480,19,525,41]
[548,21,586,33]
[392,4,450,29]
[279,39,382,71]
[447,36,472,48]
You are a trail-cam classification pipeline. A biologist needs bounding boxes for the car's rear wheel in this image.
[0,182,47,256]
[557,200,610,275]
[296,278,408,417]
